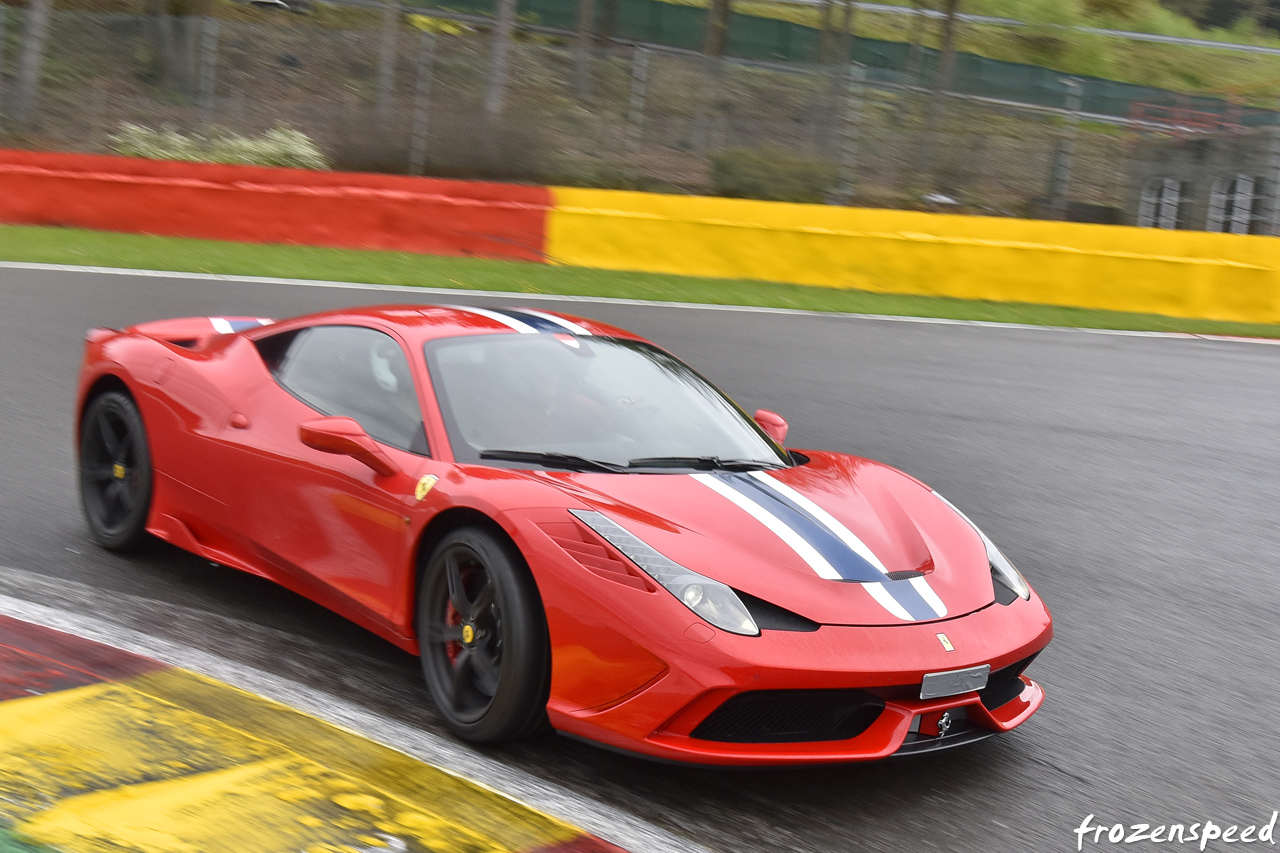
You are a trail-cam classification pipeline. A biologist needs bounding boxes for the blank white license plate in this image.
[920,664,990,700]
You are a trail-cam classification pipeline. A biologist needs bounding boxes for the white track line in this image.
[0,588,708,853]
[2,259,1278,346]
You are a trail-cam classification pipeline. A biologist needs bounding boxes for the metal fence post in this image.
[198,16,219,130]
[485,0,518,117]
[1266,97,1280,236]
[832,62,865,205]
[574,0,594,101]
[13,0,53,129]
[408,31,436,176]
[0,6,8,135]
[627,45,649,166]
[1048,77,1082,220]
[377,0,398,121]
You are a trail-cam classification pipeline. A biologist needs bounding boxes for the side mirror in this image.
[299,417,399,477]
[754,409,789,445]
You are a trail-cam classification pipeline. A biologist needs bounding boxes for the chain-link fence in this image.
[1,9,1278,233]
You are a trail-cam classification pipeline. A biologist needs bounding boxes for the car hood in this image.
[539,451,996,626]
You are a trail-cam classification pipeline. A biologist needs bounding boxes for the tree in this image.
[704,0,731,56]
[819,0,855,64]
[485,0,518,115]
[903,0,932,86]
[574,0,594,99]
[376,0,398,120]
[146,0,213,95]
[911,0,961,191]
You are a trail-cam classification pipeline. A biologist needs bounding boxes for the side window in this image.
[273,325,429,455]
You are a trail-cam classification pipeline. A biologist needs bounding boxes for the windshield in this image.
[426,334,790,471]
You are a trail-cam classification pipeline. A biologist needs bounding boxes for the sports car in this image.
[76,304,1052,765]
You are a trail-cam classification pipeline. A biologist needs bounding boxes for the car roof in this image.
[264,304,644,345]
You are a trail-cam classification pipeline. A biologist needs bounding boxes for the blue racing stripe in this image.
[489,308,573,334]
[878,579,939,622]
[717,473,884,582]
[719,474,940,621]
[227,319,267,332]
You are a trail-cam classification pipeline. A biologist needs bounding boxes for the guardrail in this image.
[2,148,1276,325]
[547,188,1280,324]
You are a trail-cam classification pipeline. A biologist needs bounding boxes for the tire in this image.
[79,390,153,551]
[417,527,550,743]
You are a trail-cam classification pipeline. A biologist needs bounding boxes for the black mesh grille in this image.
[980,653,1038,711]
[691,689,885,743]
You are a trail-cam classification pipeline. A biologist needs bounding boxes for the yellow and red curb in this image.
[0,614,627,853]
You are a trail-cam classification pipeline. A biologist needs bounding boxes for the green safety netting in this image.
[411,0,1276,124]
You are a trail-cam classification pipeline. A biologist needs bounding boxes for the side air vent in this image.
[884,570,924,581]
[692,689,885,743]
[538,520,655,592]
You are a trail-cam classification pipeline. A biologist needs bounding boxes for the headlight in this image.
[932,492,1031,602]
[570,509,760,636]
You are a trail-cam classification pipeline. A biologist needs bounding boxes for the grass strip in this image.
[0,827,49,853]
[2,224,1278,339]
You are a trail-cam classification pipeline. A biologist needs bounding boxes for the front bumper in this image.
[546,594,1052,766]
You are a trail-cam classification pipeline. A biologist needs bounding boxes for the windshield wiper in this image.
[626,456,786,472]
[479,449,629,473]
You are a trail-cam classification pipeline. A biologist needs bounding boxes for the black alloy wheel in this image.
[79,390,153,551]
[417,527,549,743]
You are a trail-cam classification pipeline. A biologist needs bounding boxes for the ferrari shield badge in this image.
[414,474,439,502]
[937,633,955,652]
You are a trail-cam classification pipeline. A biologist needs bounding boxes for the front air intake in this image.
[691,689,885,743]
[979,653,1038,710]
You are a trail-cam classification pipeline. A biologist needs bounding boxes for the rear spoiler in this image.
[124,316,276,349]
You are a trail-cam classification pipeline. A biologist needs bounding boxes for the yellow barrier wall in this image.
[548,188,1280,324]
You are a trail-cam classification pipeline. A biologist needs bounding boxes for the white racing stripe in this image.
[694,473,917,621]
[209,317,235,334]
[691,473,843,580]
[747,471,889,573]
[910,577,948,616]
[862,582,914,622]
[748,471,946,618]
[443,304,539,333]
[516,308,595,336]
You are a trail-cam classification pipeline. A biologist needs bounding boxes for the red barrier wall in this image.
[0,149,551,262]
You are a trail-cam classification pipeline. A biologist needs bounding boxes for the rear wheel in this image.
[79,390,153,551]
[417,527,549,743]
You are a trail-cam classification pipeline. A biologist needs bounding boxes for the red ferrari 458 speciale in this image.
[76,304,1052,765]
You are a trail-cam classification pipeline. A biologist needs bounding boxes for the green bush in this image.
[710,147,838,204]
[108,124,329,170]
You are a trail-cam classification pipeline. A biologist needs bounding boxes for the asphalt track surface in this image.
[2,265,1279,852]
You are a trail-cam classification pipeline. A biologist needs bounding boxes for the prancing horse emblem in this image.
[937,711,953,736]
[415,474,439,502]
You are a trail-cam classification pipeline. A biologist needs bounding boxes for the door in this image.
[220,324,437,633]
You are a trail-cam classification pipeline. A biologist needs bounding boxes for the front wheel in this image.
[79,390,153,551]
[417,527,550,743]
